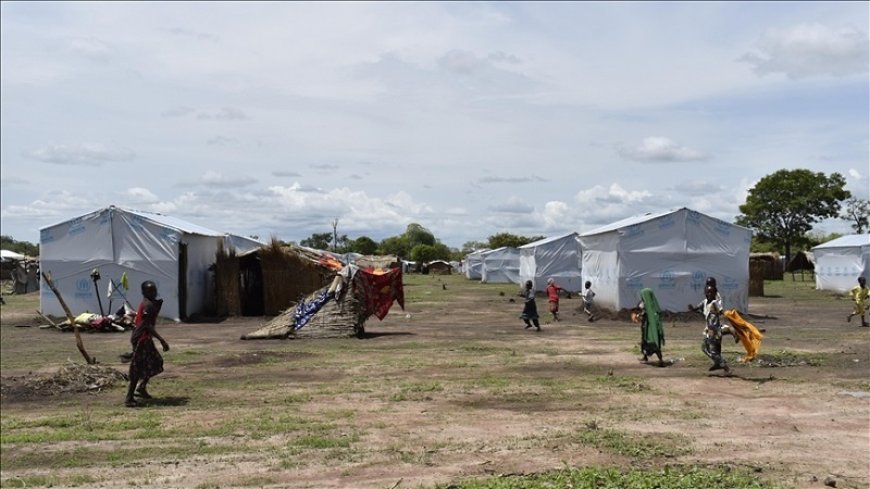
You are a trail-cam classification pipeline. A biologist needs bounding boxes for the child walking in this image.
[847,277,869,327]
[520,280,541,331]
[546,278,562,322]
[125,281,170,407]
[690,284,731,374]
[582,281,596,322]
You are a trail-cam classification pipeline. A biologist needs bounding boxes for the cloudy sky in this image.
[1,1,868,248]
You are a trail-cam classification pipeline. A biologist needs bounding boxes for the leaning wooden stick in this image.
[36,310,60,329]
[41,271,97,365]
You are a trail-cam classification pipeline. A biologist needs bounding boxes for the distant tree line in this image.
[0,235,39,256]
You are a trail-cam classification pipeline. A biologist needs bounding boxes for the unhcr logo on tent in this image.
[41,229,55,243]
[658,270,676,289]
[130,215,146,231]
[161,229,179,243]
[626,277,643,290]
[721,276,739,290]
[658,216,675,230]
[74,278,93,299]
[691,271,705,291]
[715,219,731,236]
[68,217,86,236]
[626,224,644,239]
[688,211,702,224]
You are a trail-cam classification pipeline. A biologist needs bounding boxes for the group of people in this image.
[519,278,596,331]
[126,275,867,408]
[520,275,770,375]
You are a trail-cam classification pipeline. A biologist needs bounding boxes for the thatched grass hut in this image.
[215,240,336,317]
[241,265,404,340]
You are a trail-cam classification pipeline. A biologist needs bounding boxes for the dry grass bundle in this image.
[1,362,127,400]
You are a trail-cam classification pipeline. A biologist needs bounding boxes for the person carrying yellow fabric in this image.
[846,276,869,328]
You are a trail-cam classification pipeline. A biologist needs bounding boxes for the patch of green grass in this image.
[389,381,444,401]
[432,464,781,488]
[571,423,691,459]
[291,433,357,449]
[1,410,163,443]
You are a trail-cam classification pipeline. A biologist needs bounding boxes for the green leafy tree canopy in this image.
[300,232,332,250]
[488,233,545,249]
[841,197,870,234]
[0,235,39,256]
[736,169,850,264]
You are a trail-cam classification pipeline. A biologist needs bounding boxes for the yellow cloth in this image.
[120,272,129,290]
[723,309,764,362]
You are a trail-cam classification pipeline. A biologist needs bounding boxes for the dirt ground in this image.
[1,276,869,489]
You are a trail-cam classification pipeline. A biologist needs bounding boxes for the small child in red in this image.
[546,278,562,322]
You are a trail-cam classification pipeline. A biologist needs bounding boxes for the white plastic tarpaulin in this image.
[463,250,487,280]
[40,206,256,321]
[813,234,870,293]
[481,247,520,284]
[519,233,582,292]
[1,249,26,262]
[578,208,752,312]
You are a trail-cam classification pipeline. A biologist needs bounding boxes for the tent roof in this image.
[813,234,870,250]
[0,249,26,261]
[40,205,225,237]
[580,207,751,237]
[518,232,578,249]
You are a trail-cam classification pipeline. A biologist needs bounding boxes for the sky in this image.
[1,1,868,249]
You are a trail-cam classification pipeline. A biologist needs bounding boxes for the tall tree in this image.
[300,232,332,250]
[404,223,435,248]
[0,235,39,256]
[840,197,870,234]
[351,236,378,255]
[736,169,850,265]
[488,232,545,249]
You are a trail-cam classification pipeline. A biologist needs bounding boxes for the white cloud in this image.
[848,168,863,179]
[196,107,249,120]
[24,143,135,166]
[541,201,570,228]
[618,137,706,162]
[476,176,545,185]
[159,26,219,42]
[63,37,113,59]
[201,171,257,188]
[122,187,159,204]
[161,106,196,118]
[488,197,534,214]
[741,23,869,79]
[207,136,236,146]
[272,170,302,177]
[0,191,95,219]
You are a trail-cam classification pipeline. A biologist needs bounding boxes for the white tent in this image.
[463,250,487,280]
[578,208,752,312]
[519,233,582,292]
[481,247,520,284]
[813,234,870,293]
[1,249,27,262]
[40,206,256,321]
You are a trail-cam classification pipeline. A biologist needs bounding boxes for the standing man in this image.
[546,278,562,322]
[847,276,869,327]
[125,281,170,407]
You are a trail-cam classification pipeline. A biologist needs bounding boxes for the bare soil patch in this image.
[1,278,869,489]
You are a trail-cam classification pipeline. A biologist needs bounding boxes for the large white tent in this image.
[481,247,520,284]
[463,250,487,280]
[578,208,752,312]
[40,206,261,321]
[519,232,582,292]
[813,234,870,293]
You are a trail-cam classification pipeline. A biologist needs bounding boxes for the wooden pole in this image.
[41,271,97,365]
